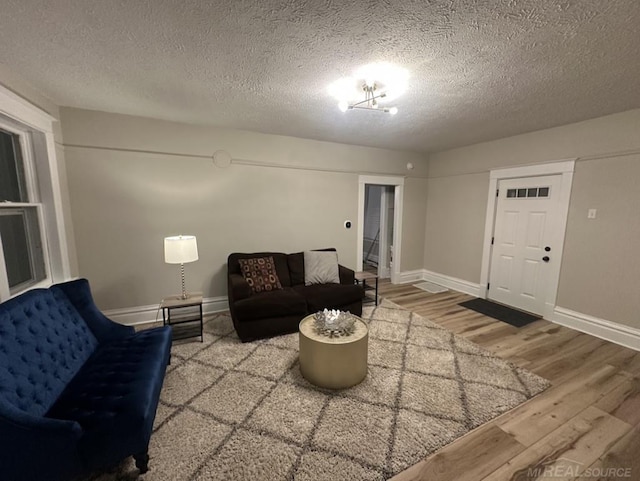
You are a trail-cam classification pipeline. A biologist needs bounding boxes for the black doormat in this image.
[458,298,540,327]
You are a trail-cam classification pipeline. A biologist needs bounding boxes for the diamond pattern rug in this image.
[91,299,550,481]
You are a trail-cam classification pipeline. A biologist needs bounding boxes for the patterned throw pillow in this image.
[238,256,283,293]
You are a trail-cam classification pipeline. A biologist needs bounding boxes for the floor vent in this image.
[413,281,448,294]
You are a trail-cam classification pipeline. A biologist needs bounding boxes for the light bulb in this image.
[389,107,398,115]
[338,101,349,112]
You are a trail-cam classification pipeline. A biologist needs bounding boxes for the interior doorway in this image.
[357,175,404,284]
[479,161,575,318]
[362,185,395,278]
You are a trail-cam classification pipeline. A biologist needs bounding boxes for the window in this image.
[0,83,71,301]
[0,126,47,294]
[506,186,550,199]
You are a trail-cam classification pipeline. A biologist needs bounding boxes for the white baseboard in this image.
[104,285,640,352]
[421,270,482,297]
[396,269,640,352]
[103,302,162,326]
[104,296,229,326]
[551,307,640,352]
[397,269,482,297]
[397,269,425,284]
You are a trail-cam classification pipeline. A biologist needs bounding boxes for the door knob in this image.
[542,256,550,262]
[544,246,551,252]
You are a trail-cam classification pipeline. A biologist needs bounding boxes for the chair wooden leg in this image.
[134,451,150,473]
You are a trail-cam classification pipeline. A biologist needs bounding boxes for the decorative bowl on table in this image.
[313,309,356,338]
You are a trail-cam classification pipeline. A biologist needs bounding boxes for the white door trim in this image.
[479,160,575,319]
[378,187,392,279]
[357,175,404,284]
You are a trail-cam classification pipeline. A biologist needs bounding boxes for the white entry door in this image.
[488,175,562,315]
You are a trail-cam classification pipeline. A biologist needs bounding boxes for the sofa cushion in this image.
[0,289,98,417]
[46,326,172,469]
[239,256,283,293]
[287,252,305,286]
[294,284,364,313]
[304,251,340,286]
[233,288,307,322]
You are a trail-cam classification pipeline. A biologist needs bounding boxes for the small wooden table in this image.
[161,293,203,342]
[298,314,368,389]
[354,271,379,306]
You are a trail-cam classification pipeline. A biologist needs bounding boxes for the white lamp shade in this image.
[164,235,199,264]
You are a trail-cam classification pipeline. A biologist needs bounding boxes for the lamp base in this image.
[178,263,190,300]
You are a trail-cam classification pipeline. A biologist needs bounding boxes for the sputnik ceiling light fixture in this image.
[329,62,408,116]
[338,80,398,115]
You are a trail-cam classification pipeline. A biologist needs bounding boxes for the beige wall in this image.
[426,109,640,328]
[5,65,638,330]
[558,156,640,324]
[424,173,487,281]
[61,108,429,310]
[401,177,429,272]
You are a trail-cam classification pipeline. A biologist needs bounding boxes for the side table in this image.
[161,293,203,342]
[298,314,368,389]
[354,271,379,306]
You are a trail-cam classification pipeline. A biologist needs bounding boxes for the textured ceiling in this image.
[1,0,639,153]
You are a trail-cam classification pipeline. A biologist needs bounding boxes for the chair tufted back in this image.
[0,288,98,417]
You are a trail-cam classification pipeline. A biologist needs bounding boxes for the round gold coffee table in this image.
[298,314,368,389]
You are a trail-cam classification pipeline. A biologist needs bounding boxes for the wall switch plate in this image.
[587,209,597,219]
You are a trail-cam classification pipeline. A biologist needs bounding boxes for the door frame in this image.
[479,160,575,319]
[357,175,404,284]
[377,187,393,279]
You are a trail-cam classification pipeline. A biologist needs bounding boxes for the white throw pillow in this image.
[304,251,340,286]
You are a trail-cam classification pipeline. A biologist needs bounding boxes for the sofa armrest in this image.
[338,264,355,285]
[0,407,84,481]
[229,273,252,301]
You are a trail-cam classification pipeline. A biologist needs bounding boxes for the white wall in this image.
[61,108,429,310]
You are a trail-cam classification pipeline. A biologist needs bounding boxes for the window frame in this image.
[0,84,71,301]
[0,204,49,293]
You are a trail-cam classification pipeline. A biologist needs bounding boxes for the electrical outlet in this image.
[587,209,597,219]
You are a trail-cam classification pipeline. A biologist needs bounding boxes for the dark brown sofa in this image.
[227,249,363,342]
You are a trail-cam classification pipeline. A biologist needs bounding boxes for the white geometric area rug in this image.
[89,299,549,481]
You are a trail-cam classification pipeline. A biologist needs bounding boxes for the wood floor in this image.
[379,281,640,481]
